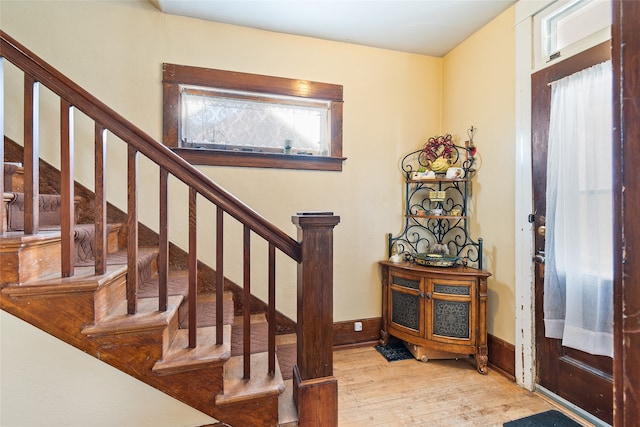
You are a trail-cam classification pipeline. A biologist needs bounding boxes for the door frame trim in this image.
[514,0,554,391]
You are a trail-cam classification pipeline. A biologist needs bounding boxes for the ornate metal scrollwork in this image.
[388,133,483,269]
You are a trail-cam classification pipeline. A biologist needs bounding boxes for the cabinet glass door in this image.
[388,272,424,337]
[427,278,476,345]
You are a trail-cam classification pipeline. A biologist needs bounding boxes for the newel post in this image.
[291,211,340,427]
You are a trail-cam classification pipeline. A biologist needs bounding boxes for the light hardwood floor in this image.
[333,346,588,427]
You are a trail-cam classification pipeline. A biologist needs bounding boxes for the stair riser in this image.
[214,397,280,427]
[5,193,80,231]
[107,228,122,253]
[93,273,126,323]
[4,165,24,192]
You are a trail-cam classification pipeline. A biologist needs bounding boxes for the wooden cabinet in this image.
[380,261,491,374]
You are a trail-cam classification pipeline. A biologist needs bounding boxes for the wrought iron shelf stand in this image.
[380,136,491,374]
[387,143,483,269]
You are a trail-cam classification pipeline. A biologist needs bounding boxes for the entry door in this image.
[531,41,613,424]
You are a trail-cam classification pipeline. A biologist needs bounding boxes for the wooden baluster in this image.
[243,225,251,379]
[268,242,276,376]
[94,124,107,275]
[216,205,224,346]
[158,167,169,312]
[127,145,138,314]
[188,187,197,348]
[23,75,39,235]
[60,100,74,277]
[0,58,5,234]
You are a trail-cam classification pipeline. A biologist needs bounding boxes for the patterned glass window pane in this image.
[180,88,330,156]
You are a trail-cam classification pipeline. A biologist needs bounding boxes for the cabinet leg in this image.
[475,348,488,375]
[380,329,389,346]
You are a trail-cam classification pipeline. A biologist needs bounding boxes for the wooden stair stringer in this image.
[1,268,222,419]
[81,295,227,417]
[0,265,128,351]
[2,168,291,425]
[80,295,231,419]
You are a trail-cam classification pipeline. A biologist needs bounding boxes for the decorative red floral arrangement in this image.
[422,134,454,160]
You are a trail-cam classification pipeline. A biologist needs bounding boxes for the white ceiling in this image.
[151,0,516,57]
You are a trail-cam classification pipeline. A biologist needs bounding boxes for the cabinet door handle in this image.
[426,292,432,300]
[419,291,424,298]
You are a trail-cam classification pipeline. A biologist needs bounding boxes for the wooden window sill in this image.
[172,148,346,171]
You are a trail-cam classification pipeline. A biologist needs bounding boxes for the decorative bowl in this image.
[412,253,459,267]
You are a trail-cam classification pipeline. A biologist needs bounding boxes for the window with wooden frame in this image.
[163,63,345,171]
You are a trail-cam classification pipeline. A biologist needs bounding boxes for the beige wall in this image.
[1,1,518,423]
[1,0,442,323]
[442,6,517,343]
[0,311,217,426]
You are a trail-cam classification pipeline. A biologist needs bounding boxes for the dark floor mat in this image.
[374,337,414,362]
[503,410,583,427]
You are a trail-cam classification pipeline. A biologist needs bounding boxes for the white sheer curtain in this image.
[543,60,613,358]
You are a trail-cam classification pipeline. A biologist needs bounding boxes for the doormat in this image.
[374,338,414,362]
[503,410,582,427]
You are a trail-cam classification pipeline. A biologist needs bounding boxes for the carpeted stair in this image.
[3,162,297,386]
[5,191,65,231]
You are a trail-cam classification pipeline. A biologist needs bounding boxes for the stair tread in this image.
[1,264,128,296]
[0,229,61,246]
[216,352,286,406]
[82,295,183,337]
[153,324,232,375]
[74,246,158,267]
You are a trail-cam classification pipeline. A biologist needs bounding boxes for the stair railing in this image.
[1,30,339,424]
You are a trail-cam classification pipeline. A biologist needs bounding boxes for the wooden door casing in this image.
[531,41,613,424]
[612,2,640,424]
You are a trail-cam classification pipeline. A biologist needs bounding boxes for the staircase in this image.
[1,31,339,427]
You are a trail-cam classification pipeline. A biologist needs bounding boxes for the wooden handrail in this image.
[0,30,301,262]
[2,30,340,423]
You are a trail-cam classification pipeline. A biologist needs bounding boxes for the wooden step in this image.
[73,222,125,263]
[152,324,232,375]
[214,352,285,426]
[1,263,128,323]
[4,192,81,231]
[82,295,183,340]
[220,352,286,403]
[75,246,159,284]
[178,291,235,329]
[0,222,128,286]
[0,230,62,286]
[3,163,24,192]
[219,352,286,404]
